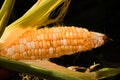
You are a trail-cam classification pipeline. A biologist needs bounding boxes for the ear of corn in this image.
[0,26,106,60]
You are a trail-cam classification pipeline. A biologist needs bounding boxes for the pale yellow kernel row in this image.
[2,45,83,60]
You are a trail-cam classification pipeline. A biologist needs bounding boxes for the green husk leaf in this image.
[0,0,15,33]
[0,57,120,80]
[7,0,64,28]
[96,67,120,79]
[0,57,96,80]
[0,56,120,80]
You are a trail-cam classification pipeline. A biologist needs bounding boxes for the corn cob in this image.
[0,26,106,60]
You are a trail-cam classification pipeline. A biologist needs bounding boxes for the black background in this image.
[0,0,120,80]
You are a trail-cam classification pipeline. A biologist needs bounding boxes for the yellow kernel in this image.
[48,33,52,41]
[52,41,57,47]
[24,45,28,51]
[14,53,20,60]
[39,41,42,48]
[42,41,48,48]
[20,54,23,59]
[26,36,31,42]
[73,39,77,45]
[34,49,39,55]
[0,50,5,57]
[46,41,50,48]
[64,46,70,52]
[31,56,35,60]
[27,50,31,56]
[35,41,39,49]
[55,47,61,54]
[41,49,47,58]
[38,49,42,56]
[12,55,15,59]
[57,40,61,46]
[23,52,27,58]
